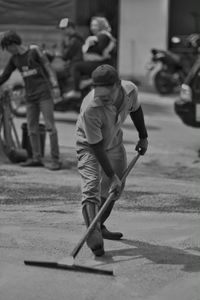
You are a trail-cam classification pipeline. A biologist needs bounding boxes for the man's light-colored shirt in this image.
[76,80,140,151]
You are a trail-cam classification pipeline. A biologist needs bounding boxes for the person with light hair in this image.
[65,16,116,99]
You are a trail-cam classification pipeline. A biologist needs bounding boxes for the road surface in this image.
[0,92,200,300]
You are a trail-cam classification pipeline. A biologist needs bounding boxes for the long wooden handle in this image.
[71,153,140,259]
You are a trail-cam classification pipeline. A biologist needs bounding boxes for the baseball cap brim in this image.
[94,86,112,97]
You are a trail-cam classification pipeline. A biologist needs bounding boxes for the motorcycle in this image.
[9,48,92,118]
[174,55,200,127]
[146,48,188,95]
[146,35,198,95]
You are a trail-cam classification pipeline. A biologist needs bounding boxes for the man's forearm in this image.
[130,106,148,139]
[38,49,58,88]
[89,140,115,178]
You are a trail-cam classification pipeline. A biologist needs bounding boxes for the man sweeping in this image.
[76,64,148,256]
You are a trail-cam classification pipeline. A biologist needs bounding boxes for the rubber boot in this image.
[82,203,105,257]
[28,133,42,162]
[49,131,60,162]
[20,133,43,166]
[101,197,123,240]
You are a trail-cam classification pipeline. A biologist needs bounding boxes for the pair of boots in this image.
[82,198,123,257]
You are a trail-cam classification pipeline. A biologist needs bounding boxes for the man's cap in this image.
[92,65,120,98]
[92,64,119,87]
[58,18,75,29]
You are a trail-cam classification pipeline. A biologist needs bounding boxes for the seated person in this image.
[52,18,84,93]
[65,16,116,99]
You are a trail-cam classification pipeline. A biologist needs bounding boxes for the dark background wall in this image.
[0,0,119,36]
[168,0,200,48]
[0,0,75,25]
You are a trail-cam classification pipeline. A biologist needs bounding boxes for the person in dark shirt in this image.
[65,16,116,99]
[58,18,84,65]
[0,30,61,170]
[52,18,84,92]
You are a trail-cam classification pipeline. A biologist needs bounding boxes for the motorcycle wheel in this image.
[10,84,27,117]
[154,70,174,95]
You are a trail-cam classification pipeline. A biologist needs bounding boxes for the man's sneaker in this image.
[101,225,123,240]
[46,161,62,171]
[20,158,44,167]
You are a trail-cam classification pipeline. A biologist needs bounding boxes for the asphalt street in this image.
[0,91,200,300]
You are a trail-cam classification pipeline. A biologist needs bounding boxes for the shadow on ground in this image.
[95,239,200,273]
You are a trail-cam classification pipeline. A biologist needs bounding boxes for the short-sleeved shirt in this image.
[0,48,52,102]
[76,80,140,151]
